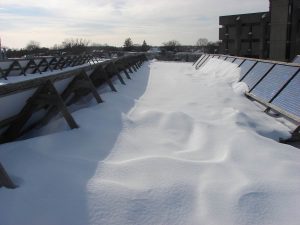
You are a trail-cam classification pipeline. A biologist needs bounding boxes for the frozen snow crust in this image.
[1,59,300,225]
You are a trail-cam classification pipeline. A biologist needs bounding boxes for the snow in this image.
[1,59,300,225]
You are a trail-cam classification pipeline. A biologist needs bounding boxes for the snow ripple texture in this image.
[0,59,300,225]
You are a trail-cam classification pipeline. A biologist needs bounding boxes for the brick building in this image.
[219,0,300,61]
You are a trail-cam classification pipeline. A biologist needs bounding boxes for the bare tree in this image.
[196,38,209,53]
[162,40,181,51]
[61,38,90,54]
[62,38,90,49]
[26,40,40,51]
[196,38,208,47]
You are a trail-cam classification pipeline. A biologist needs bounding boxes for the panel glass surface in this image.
[239,60,256,79]
[251,65,299,102]
[197,55,212,69]
[218,56,227,60]
[195,55,205,65]
[242,62,273,89]
[292,55,300,64]
[225,57,235,62]
[232,58,244,66]
[195,55,207,68]
[271,72,300,118]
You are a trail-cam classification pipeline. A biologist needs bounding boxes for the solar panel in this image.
[194,55,205,65]
[241,62,273,89]
[197,55,213,69]
[233,58,244,66]
[251,65,299,102]
[239,60,256,80]
[195,55,208,68]
[225,57,235,63]
[272,72,300,118]
[292,55,300,64]
[219,56,227,60]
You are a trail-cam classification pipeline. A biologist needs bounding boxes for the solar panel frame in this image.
[251,65,299,102]
[242,62,275,90]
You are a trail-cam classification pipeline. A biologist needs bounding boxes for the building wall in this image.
[269,0,300,61]
[219,0,300,61]
[269,0,290,60]
[289,0,300,60]
[219,12,270,59]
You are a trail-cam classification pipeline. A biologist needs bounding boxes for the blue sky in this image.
[0,0,269,48]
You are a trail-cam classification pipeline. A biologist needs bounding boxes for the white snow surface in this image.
[1,59,300,225]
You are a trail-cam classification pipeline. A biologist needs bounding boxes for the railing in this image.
[194,54,300,142]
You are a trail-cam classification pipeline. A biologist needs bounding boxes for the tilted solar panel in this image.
[195,55,207,68]
[225,57,235,63]
[195,55,205,65]
[239,60,256,80]
[196,55,211,69]
[251,65,299,102]
[272,72,300,118]
[199,55,213,68]
[232,58,244,66]
[292,55,300,64]
[241,62,273,89]
[218,56,227,60]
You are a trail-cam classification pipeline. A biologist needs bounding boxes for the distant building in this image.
[219,0,300,61]
[219,12,270,59]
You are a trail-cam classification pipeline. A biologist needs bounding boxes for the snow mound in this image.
[0,60,299,225]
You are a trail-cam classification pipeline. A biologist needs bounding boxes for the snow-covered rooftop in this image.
[0,59,299,225]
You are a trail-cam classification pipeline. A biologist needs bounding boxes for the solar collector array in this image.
[239,60,256,80]
[271,74,300,119]
[195,54,300,124]
[242,62,274,90]
[251,65,299,102]
[225,57,236,63]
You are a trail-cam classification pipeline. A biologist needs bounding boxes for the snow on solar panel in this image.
[251,65,299,102]
[292,55,300,64]
[241,62,273,89]
[225,57,235,62]
[197,55,212,69]
[219,56,227,60]
[232,58,244,66]
[195,55,209,68]
[271,72,300,118]
[239,60,256,80]
[194,55,205,65]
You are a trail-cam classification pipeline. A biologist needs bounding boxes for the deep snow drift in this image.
[1,59,300,225]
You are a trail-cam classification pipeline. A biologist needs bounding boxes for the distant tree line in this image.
[3,37,219,58]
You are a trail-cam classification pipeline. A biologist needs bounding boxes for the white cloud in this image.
[0,0,269,48]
